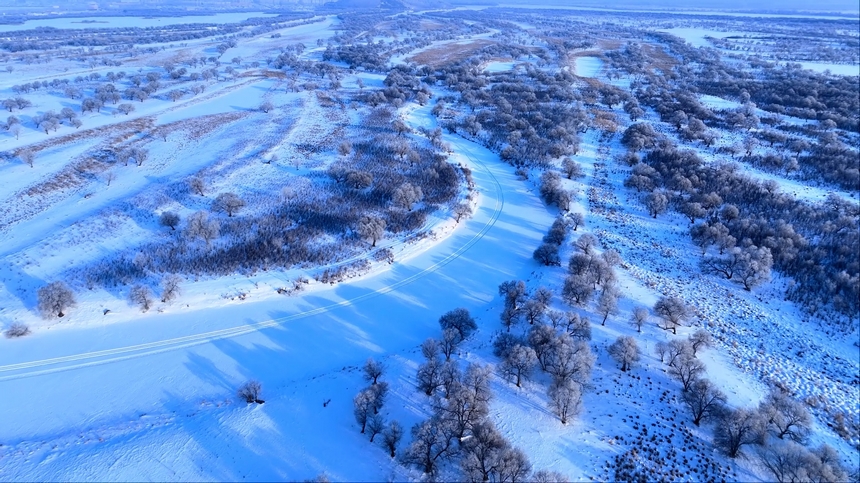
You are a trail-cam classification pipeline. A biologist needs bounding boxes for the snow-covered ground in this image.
[0,12,278,32]
[573,56,603,77]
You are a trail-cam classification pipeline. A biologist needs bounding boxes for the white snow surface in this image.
[573,56,603,78]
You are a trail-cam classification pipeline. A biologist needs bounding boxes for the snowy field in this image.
[0,7,857,483]
[573,56,602,78]
[0,12,278,32]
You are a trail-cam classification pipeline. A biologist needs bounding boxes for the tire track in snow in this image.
[0,140,503,381]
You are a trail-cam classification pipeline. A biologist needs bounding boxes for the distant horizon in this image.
[0,0,858,16]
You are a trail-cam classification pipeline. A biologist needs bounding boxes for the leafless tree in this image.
[159,211,180,230]
[689,329,713,356]
[669,353,706,391]
[440,328,460,361]
[381,420,403,457]
[353,388,374,433]
[17,148,35,167]
[37,281,76,318]
[212,192,246,217]
[454,203,472,222]
[682,378,726,426]
[548,379,582,424]
[363,357,384,385]
[260,101,274,113]
[393,183,423,211]
[597,287,619,326]
[357,215,385,247]
[188,176,205,196]
[608,336,640,372]
[630,306,649,333]
[654,296,689,335]
[402,417,457,475]
[367,414,385,443]
[118,103,135,115]
[500,344,537,387]
[760,391,812,443]
[129,284,155,312]
[161,275,182,303]
[238,380,263,404]
[714,408,766,458]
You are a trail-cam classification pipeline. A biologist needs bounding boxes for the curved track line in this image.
[0,139,504,381]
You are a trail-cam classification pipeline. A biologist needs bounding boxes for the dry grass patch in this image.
[409,40,495,67]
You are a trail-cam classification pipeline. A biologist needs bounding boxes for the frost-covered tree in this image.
[547,379,582,424]
[760,391,812,443]
[363,357,384,385]
[607,336,640,372]
[402,417,457,475]
[630,306,649,333]
[357,215,385,247]
[440,328,460,361]
[439,308,477,342]
[212,192,246,217]
[393,183,423,211]
[353,388,374,433]
[500,345,537,387]
[37,281,76,318]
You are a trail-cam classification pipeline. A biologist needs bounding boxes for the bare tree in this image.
[237,380,263,404]
[561,157,584,179]
[760,391,812,443]
[454,203,472,222]
[714,408,765,458]
[186,211,220,246]
[5,323,30,338]
[129,285,155,312]
[104,171,116,187]
[439,308,477,342]
[417,358,443,396]
[440,328,460,361]
[630,306,649,333]
[337,141,352,157]
[570,212,584,231]
[17,148,35,167]
[260,101,274,113]
[669,353,706,391]
[500,344,537,387]
[607,336,640,372]
[402,417,457,475]
[161,275,182,303]
[367,414,385,443]
[363,357,384,385]
[653,296,689,334]
[547,379,582,424]
[381,420,403,457]
[353,388,374,433]
[188,177,205,196]
[37,281,76,318]
[212,192,246,217]
[683,378,726,426]
[597,287,619,326]
[159,211,180,230]
[689,329,713,356]
[118,103,135,115]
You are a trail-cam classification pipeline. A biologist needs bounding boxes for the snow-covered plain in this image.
[0,12,278,32]
[0,8,857,483]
